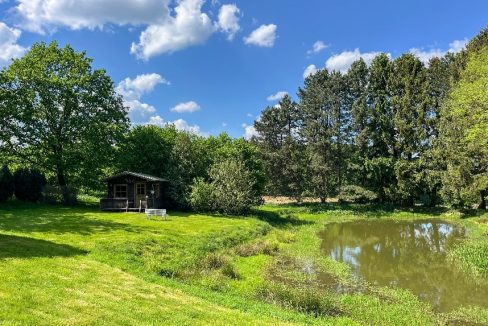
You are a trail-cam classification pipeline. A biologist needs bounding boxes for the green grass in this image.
[0,200,487,325]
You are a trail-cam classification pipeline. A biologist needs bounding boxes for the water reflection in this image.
[320,220,488,312]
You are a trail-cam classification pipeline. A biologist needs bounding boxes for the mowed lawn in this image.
[0,202,301,326]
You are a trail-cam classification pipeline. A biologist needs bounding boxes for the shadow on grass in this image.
[252,209,313,228]
[0,233,87,259]
[0,202,143,235]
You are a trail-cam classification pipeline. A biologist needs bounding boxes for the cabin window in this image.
[136,183,146,195]
[114,184,127,198]
[155,184,160,198]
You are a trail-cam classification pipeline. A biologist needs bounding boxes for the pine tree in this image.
[254,95,307,199]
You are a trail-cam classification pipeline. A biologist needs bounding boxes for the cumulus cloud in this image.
[126,101,157,123]
[131,0,216,59]
[244,24,277,47]
[326,49,385,73]
[0,22,27,66]
[307,40,327,54]
[149,115,201,134]
[303,64,318,79]
[242,123,258,140]
[170,101,201,113]
[116,73,169,101]
[267,91,287,101]
[218,4,240,40]
[409,39,468,64]
[13,0,169,33]
[116,73,168,123]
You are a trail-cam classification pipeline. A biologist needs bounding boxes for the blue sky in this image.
[0,0,487,138]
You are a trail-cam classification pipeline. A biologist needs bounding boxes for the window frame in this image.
[136,183,146,196]
[114,184,128,198]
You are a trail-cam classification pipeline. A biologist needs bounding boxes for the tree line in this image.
[1,27,487,212]
[253,28,488,209]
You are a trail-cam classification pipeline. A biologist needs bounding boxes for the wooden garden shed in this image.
[100,171,169,211]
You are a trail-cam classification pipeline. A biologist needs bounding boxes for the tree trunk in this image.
[479,190,487,210]
[57,165,67,187]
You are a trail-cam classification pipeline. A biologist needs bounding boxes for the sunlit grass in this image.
[0,200,487,325]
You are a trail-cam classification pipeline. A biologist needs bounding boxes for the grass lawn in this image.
[0,200,487,325]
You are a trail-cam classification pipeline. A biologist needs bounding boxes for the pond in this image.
[320,219,488,312]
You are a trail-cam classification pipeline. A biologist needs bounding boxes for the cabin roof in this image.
[105,171,168,182]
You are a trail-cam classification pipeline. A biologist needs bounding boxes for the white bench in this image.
[145,209,167,219]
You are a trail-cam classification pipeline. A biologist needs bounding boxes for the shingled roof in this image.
[104,171,168,182]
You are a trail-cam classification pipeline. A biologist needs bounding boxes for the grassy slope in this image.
[0,201,487,325]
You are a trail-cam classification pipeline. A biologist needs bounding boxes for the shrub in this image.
[339,185,378,204]
[189,178,216,212]
[14,168,46,202]
[210,158,259,215]
[42,185,78,206]
[0,165,15,202]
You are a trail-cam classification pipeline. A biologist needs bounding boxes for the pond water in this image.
[320,219,488,312]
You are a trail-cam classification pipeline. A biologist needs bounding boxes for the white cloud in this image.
[148,115,166,126]
[116,73,169,101]
[131,0,216,59]
[449,39,468,53]
[244,24,277,47]
[307,40,327,54]
[170,101,201,113]
[0,22,27,66]
[218,4,240,40]
[326,49,384,73]
[13,0,170,34]
[409,39,468,64]
[126,100,157,123]
[267,91,287,101]
[242,123,258,140]
[116,73,168,123]
[303,64,318,79]
[148,115,201,134]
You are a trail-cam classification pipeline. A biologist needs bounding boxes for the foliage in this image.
[116,127,265,211]
[189,177,216,212]
[42,185,78,206]
[339,185,378,204]
[438,44,488,208]
[13,167,46,202]
[0,41,129,193]
[254,95,308,199]
[0,165,14,202]
[190,158,261,215]
[253,31,477,208]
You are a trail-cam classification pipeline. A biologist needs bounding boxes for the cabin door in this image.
[135,183,146,207]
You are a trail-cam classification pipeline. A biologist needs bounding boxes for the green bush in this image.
[13,168,46,202]
[189,158,263,215]
[210,158,259,215]
[339,185,378,204]
[0,165,15,202]
[42,185,78,206]
[189,178,216,212]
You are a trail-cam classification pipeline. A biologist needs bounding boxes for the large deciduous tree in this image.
[0,42,129,190]
[438,42,488,209]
